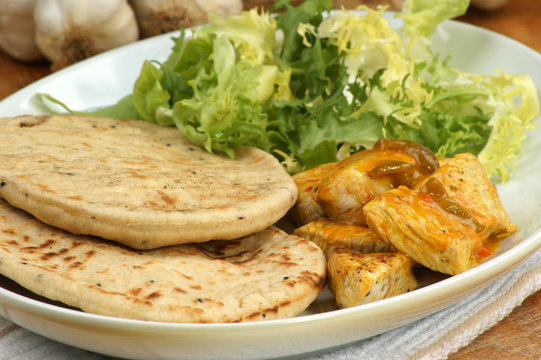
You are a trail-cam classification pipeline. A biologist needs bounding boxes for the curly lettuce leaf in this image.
[477,71,539,182]
[400,0,470,37]
[132,60,171,122]
[33,0,538,181]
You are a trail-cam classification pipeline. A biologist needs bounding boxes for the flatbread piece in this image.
[0,199,326,323]
[0,114,297,249]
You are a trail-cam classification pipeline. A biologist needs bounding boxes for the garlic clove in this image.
[34,0,139,71]
[129,0,208,38]
[389,0,405,11]
[0,0,44,63]
[129,0,243,39]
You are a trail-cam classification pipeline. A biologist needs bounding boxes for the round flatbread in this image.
[0,115,297,249]
[0,199,326,322]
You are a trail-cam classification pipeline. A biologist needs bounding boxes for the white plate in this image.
[1,13,541,360]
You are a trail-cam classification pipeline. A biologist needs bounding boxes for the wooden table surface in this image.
[1,1,540,359]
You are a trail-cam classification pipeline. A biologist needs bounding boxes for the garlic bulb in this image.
[389,0,405,10]
[34,0,139,71]
[129,0,243,38]
[0,0,44,62]
[129,0,207,38]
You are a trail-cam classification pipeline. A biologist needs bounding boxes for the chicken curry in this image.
[290,139,515,308]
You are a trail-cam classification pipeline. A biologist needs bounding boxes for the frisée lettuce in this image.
[37,0,539,182]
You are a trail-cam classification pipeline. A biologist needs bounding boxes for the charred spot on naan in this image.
[17,115,48,128]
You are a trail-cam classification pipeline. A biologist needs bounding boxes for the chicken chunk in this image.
[313,149,418,225]
[289,162,337,225]
[327,248,417,308]
[364,186,483,275]
[414,153,516,240]
[293,218,395,259]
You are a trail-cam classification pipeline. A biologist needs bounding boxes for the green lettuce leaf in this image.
[400,0,470,37]
[33,0,538,181]
[33,92,140,120]
[477,71,539,182]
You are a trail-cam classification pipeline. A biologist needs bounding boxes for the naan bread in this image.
[0,115,297,249]
[0,199,326,322]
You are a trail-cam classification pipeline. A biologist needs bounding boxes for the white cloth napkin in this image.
[2,248,541,360]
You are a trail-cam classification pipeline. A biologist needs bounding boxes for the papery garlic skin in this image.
[195,0,243,20]
[34,0,139,70]
[129,0,207,38]
[130,0,243,38]
[0,0,44,62]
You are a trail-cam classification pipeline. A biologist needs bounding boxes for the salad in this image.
[39,0,539,182]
